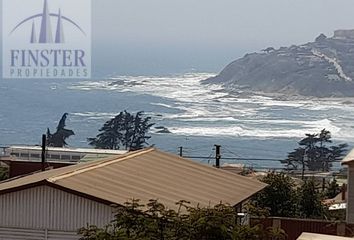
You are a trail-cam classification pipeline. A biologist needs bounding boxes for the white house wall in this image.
[0,185,115,231]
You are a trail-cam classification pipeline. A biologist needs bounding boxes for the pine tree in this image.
[281,129,348,172]
[252,172,298,217]
[88,111,154,151]
[298,177,328,219]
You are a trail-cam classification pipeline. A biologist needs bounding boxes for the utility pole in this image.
[215,144,221,168]
[179,146,183,157]
[41,134,46,171]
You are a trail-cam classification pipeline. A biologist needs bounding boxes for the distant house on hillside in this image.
[334,29,354,40]
[0,148,266,239]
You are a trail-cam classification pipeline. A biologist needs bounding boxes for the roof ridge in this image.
[47,148,155,183]
[155,149,267,183]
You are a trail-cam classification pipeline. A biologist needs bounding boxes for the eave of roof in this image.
[342,148,354,165]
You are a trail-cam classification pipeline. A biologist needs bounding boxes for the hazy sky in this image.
[3,0,354,76]
[91,0,354,75]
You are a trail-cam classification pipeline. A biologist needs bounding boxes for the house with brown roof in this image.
[0,148,266,239]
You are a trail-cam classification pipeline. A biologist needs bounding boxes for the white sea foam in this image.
[169,119,341,138]
[69,73,354,141]
[71,112,118,120]
[150,103,176,109]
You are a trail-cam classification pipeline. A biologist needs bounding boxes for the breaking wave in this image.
[169,119,340,138]
[69,72,354,141]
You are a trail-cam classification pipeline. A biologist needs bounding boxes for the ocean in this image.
[0,72,352,170]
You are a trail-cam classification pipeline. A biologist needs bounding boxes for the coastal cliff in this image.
[204,30,354,97]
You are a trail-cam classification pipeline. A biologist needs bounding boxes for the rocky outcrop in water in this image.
[204,30,354,97]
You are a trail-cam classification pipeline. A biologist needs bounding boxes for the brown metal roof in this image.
[0,148,266,210]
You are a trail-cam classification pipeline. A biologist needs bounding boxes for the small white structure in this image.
[298,232,353,240]
[3,145,127,163]
[0,148,266,239]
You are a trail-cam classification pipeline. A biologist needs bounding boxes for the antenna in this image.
[41,134,46,171]
[215,145,221,168]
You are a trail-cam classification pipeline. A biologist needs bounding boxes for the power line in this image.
[226,144,288,154]
[223,146,257,166]
[223,146,241,158]
[184,156,344,163]
[184,156,283,161]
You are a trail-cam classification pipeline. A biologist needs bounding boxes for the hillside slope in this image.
[204,30,354,97]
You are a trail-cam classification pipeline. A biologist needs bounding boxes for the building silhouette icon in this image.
[31,0,65,44]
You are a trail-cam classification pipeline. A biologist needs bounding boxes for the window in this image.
[61,155,70,160]
[49,154,60,160]
[72,155,81,160]
[30,154,40,158]
[20,153,29,158]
